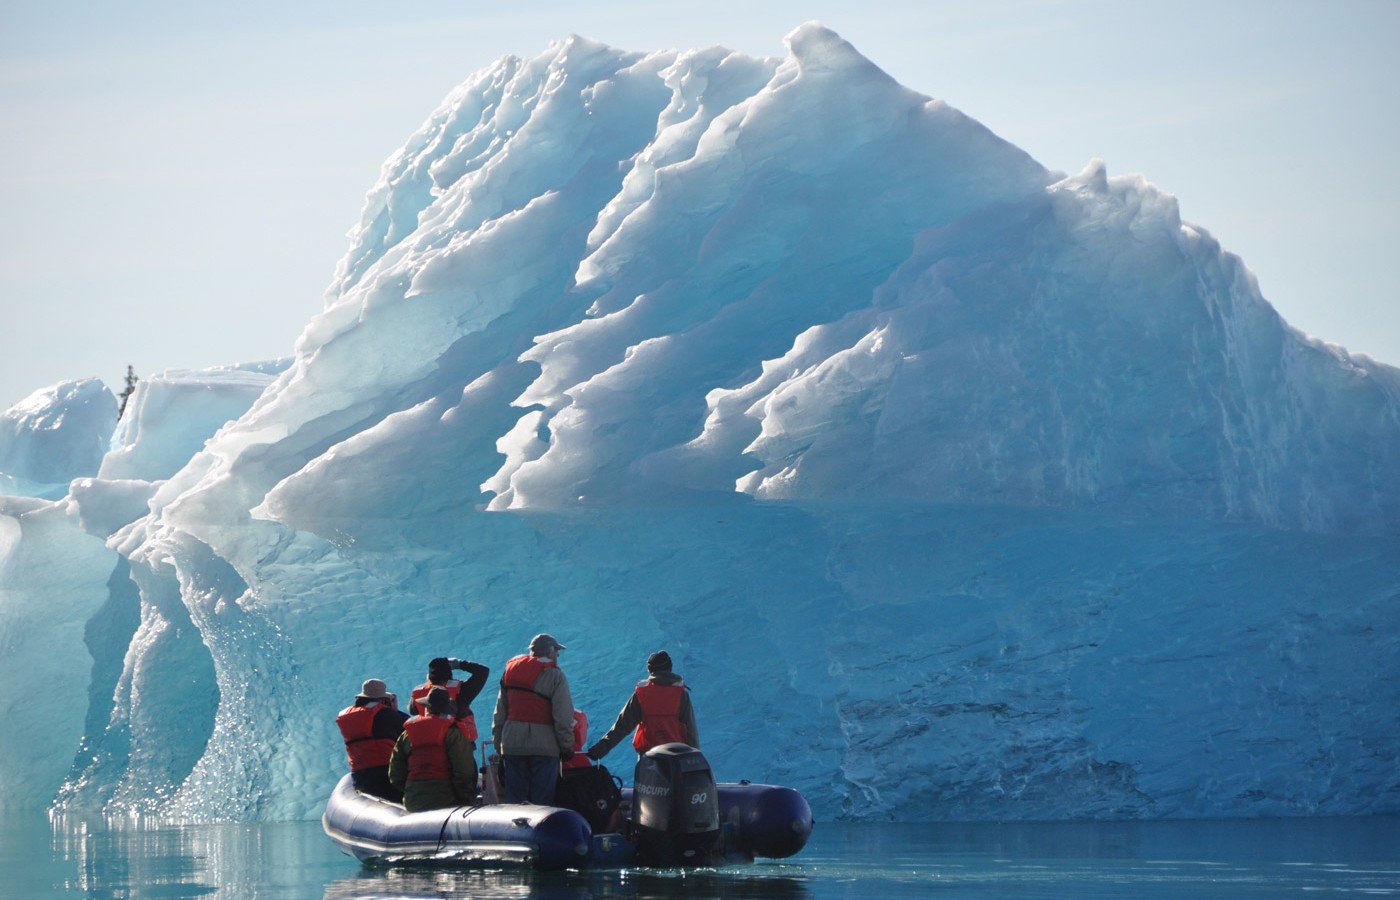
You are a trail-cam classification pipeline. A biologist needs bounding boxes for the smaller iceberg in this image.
[100,361,287,483]
[0,379,116,499]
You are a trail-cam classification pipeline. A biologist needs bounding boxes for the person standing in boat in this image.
[408,656,490,746]
[388,686,479,811]
[492,633,575,804]
[335,678,409,801]
[587,651,699,761]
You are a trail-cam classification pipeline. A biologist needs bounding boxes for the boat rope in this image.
[435,806,462,856]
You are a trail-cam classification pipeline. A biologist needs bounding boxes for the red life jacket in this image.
[403,715,454,782]
[502,654,557,725]
[336,703,395,770]
[564,708,592,769]
[633,682,688,753]
[409,679,479,741]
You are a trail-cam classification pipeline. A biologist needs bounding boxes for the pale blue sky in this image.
[2,0,1397,408]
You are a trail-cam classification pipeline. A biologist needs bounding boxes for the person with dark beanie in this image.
[389,686,479,811]
[408,656,490,747]
[587,650,699,761]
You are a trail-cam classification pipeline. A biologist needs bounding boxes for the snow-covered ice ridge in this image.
[1,24,1397,821]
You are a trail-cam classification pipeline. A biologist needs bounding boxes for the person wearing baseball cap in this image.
[335,677,408,801]
[492,633,575,803]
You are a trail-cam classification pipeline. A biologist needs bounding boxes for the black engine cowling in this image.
[632,742,719,865]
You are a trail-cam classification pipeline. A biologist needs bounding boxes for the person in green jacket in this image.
[388,687,478,811]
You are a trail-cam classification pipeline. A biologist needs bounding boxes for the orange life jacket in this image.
[502,654,557,725]
[409,679,479,741]
[403,715,454,782]
[633,682,688,753]
[564,708,592,769]
[336,703,395,770]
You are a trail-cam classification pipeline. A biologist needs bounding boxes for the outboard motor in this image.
[632,743,719,865]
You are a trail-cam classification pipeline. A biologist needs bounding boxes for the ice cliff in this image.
[1,24,1397,821]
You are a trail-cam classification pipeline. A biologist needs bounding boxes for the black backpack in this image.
[554,763,623,833]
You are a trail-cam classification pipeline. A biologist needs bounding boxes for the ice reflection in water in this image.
[325,867,814,899]
[0,814,1395,897]
[31,815,344,897]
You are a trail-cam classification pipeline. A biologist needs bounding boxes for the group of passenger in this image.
[335,633,699,812]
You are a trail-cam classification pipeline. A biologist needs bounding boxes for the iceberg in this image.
[0,378,116,500]
[99,362,288,484]
[1,24,1397,821]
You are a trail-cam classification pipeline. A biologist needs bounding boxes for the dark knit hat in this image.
[428,657,452,679]
[647,651,673,674]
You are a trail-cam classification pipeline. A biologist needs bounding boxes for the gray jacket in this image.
[491,655,574,757]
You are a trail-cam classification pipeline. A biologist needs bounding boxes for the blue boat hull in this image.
[712,782,815,861]
[322,775,592,870]
[322,774,813,870]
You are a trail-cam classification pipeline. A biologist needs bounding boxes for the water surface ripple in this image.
[2,815,1396,897]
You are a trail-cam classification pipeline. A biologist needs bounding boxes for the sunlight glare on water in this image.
[0,814,1396,897]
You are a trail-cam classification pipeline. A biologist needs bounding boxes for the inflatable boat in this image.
[322,744,813,871]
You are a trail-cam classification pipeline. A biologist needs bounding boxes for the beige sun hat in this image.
[357,678,395,702]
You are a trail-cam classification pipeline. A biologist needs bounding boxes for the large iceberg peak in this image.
[182,24,1400,534]
[549,32,626,67]
[784,21,894,81]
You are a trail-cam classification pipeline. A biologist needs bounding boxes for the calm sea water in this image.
[1,813,1396,898]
